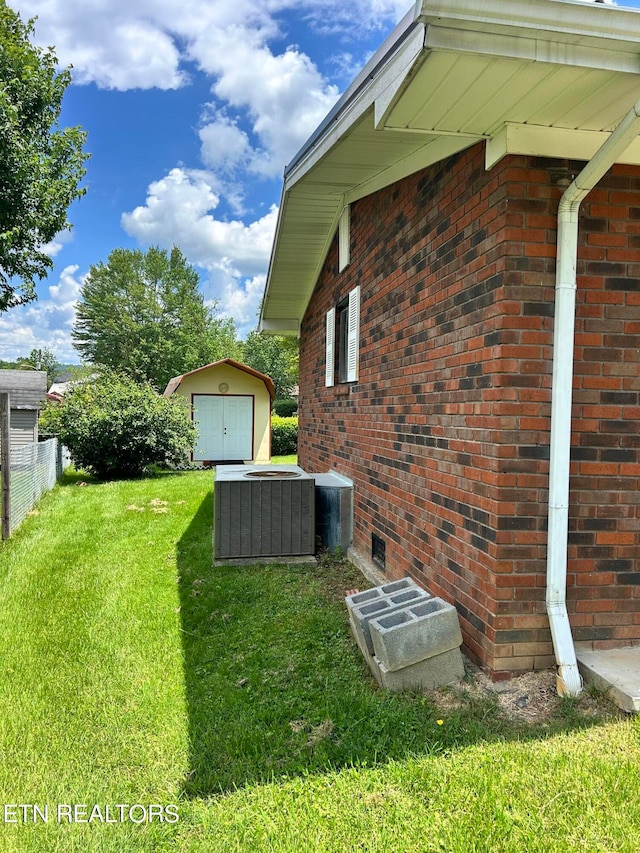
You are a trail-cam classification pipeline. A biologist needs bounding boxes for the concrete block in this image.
[372,647,465,691]
[345,577,418,613]
[369,597,463,672]
[349,587,432,656]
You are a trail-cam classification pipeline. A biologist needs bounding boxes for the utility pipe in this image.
[548,97,640,697]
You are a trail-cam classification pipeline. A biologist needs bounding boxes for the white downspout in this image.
[548,97,640,697]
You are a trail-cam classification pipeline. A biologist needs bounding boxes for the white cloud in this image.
[17,0,187,90]
[213,274,267,336]
[199,115,252,172]
[0,266,85,362]
[7,0,408,349]
[15,0,398,164]
[40,229,73,259]
[121,168,277,335]
[196,30,339,176]
[121,167,277,274]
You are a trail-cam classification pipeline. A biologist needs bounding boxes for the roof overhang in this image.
[260,0,640,335]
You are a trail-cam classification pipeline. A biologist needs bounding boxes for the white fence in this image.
[1,438,71,537]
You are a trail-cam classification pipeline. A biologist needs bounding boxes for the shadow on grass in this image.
[177,492,615,798]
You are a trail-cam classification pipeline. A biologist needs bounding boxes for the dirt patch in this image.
[433,657,621,723]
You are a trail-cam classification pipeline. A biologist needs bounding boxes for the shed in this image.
[260,0,640,692]
[0,370,47,449]
[164,359,275,464]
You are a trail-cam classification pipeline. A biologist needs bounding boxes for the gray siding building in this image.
[0,370,47,448]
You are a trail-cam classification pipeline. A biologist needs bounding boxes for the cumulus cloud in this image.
[17,0,405,91]
[40,229,73,259]
[17,0,187,90]
[212,273,267,335]
[196,30,339,176]
[121,168,277,273]
[0,266,85,362]
[8,0,407,347]
[121,168,277,333]
[199,115,252,172]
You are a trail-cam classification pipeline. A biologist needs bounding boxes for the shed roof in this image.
[163,359,276,399]
[260,0,640,335]
[0,370,47,410]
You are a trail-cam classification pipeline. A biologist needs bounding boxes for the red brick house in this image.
[260,0,640,694]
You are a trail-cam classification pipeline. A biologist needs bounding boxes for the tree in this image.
[39,370,196,478]
[242,331,298,400]
[0,4,88,310]
[72,246,242,389]
[17,347,59,388]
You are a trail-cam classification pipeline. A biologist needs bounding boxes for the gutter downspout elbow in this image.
[548,96,640,697]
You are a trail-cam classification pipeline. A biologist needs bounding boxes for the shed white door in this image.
[193,395,253,461]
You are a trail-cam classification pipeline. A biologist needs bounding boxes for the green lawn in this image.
[0,470,638,852]
[270,454,297,465]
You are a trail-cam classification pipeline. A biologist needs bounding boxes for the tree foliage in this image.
[0,4,88,310]
[17,347,59,388]
[40,370,196,478]
[72,246,242,389]
[242,331,298,400]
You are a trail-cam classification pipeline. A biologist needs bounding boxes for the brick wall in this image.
[299,142,640,678]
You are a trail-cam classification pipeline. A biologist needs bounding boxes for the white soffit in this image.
[260,0,640,333]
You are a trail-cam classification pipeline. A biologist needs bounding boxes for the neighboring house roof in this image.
[47,381,70,397]
[163,359,276,399]
[48,374,98,398]
[0,370,47,410]
[260,0,640,335]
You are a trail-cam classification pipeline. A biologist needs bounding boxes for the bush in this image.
[273,398,298,417]
[271,415,298,456]
[39,370,196,478]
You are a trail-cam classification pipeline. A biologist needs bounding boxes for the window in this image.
[325,285,360,387]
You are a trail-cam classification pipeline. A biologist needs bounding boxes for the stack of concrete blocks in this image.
[346,578,465,691]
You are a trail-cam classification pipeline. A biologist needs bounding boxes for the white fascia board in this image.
[424,24,640,75]
[260,185,288,326]
[417,0,640,46]
[258,319,301,336]
[373,26,428,130]
[487,122,640,169]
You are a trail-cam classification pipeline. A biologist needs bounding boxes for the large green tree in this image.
[0,3,88,310]
[242,331,298,400]
[72,246,242,389]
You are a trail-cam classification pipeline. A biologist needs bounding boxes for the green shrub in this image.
[271,415,298,455]
[39,370,196,478]
[273,398,298,417]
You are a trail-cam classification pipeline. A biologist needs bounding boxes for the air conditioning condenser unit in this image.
[214,464,315,560]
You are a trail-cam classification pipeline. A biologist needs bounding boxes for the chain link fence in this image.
[2,438,71,536]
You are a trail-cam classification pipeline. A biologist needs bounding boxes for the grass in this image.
[0,469,637,852]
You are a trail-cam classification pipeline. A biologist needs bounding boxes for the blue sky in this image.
[0,0,409,362]
[1,0,639,363]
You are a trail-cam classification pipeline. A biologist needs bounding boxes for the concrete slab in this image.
[212,555,317,568]
[576,645,640,713]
